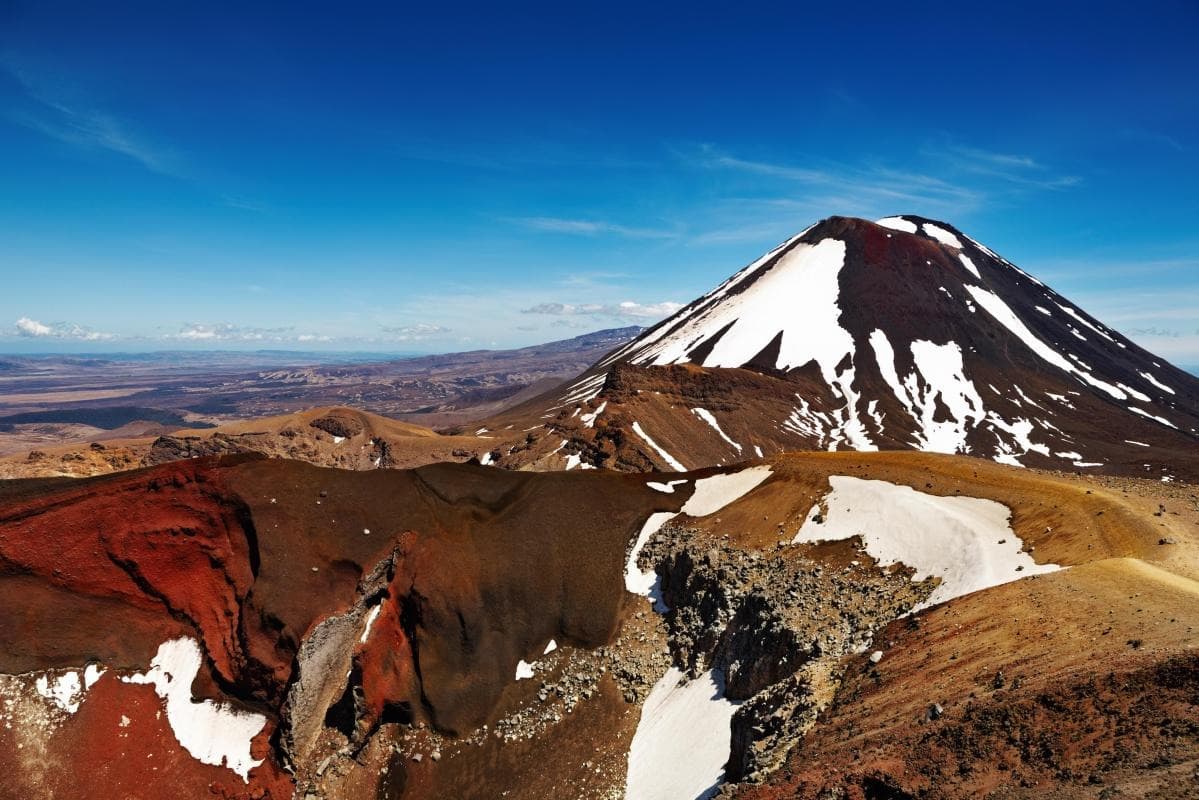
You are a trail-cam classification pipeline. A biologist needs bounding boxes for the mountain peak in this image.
[501,216,1199,478]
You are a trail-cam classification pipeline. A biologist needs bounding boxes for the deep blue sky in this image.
[1,1,1197,363]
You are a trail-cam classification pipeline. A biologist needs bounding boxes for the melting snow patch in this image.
[1045,392,1075,408]
[632,421,686,471]
[1129,406,1178,429]
[625,667,739,800]
[558,373,608,406]
[1125,439,1150,447]
[1057,304,1117,343]
[876,216,918,233]
[479,451,494,466]
[1139,371,1175,395]
[922,223,963,249]
[958,254,980,279]
[359,605,382,644]
[122,638,266,781]
[647,479,688,494]
[869,329,984,454]
[792,476,1059,610]
[515,660,535,681]
[1117,382,1151,403]
[627,467,772,598]
[691,408,742,452]
[753,445,763,458]
[543,640,558,655]
[581,401,608,427]
[681,465,772,517]
[625,512,681,596]
[34,665,105,714]
[332,436,345,444]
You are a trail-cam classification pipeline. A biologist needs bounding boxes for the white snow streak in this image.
[1056,304,1117,343]
[647,479,688,494]
[964,285,1128,400]
[581,400,609,427]
[625,512,679,596]
[1129,406,1178,429]
[691,407,742,452]
[869,329,985,454]
[1139,370,1175,395]
[359,605,382,644]
[958,254,980,279]
[632,421,686,471]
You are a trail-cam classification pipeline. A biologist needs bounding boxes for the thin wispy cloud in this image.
[1119,128,1185,153]
[5,68,182,177]
[685,144,983,210]
[1036,256,1199,283]
[510,216,681,240]
[926,142,1081,190]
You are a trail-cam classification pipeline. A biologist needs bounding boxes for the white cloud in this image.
[167,323,323,343]
[378,323,452,341]
[15,317,53,337]
[521,300,683,321]
[13,317,115,341]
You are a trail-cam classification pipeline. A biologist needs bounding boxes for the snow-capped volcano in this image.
[502,215,1199,477]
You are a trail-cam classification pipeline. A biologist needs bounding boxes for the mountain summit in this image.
[493,215,1199,478]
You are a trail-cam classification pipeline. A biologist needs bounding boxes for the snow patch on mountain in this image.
[793,476,1059,609]
[922,223,963,249]
[122,637,266,782]
[692,407,742,452]
[625,667,739,800]
[1139,371,1175,395]
[958,253,980,279]
[876,216,918,233]
[626,466,772,597]
[34,665,105,714]
[632,421,686,471]
[964,285,1128,400]
[681,465,772,517]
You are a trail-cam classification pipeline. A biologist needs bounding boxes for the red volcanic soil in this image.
[0,454,675,798]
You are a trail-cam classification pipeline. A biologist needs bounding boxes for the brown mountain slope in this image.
[0,405,525,479]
